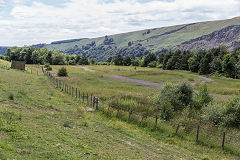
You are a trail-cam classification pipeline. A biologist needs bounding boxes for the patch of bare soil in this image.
[109,74,164,88]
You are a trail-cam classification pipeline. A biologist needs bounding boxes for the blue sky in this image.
[0,0,240,46]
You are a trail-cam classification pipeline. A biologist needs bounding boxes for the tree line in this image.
[109,46,240,79]
[4,47,94,65]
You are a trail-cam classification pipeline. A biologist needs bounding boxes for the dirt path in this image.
[78,66,95,72]
[197,75,214,84]
[79,67,228,99]
[110,75,164,88]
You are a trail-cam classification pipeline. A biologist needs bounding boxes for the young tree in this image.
[199,52,213,75]
[113,54,124,65]
[123,56,132,66]
[141,53,157,67]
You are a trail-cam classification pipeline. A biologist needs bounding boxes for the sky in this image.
[0,0,240,46]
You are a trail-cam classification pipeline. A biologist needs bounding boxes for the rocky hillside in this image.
[39,16,240,61]
[175,25,240,51]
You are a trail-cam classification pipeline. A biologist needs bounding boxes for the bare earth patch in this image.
[109,74,164,88]
[85,107,95,112]
[80,67,95,72]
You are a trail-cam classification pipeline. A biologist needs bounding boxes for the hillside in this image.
[0,47,9,55]
[42,16,240,61]
[175,25,240,51]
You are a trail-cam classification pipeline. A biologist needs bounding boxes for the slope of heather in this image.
[175,25,240,51]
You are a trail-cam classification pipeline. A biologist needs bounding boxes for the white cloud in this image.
[0,0,240,46]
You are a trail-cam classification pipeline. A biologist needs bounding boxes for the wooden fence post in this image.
[83,92,85,102]
[93,96,95,107]
[76,88,78,98]
[91,94,93,105]
[87,93,89,104]
[222,132,226,150]
[96,98,99,110]
[155,115,158,129]
[176,124,180,134]
[72,87,74,97]
[196,125,200,142]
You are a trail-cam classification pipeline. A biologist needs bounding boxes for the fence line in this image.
[41,66,240,155]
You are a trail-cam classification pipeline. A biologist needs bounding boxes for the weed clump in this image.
[63,121,72,128]
[8,93,14,100]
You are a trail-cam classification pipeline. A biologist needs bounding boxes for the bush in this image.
[222,96,240,127]
[155,82,193,120]
[194,85,212,110]
[147,61,157,68]
[44,63,52,71]
[57,67,68,77]
[158,100,173,121]
[202,103,224,125]
[175,82,194,108]
[131,59,140,66]
[202,96,240,127]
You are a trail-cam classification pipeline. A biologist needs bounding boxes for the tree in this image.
[199,52,213,75]
[90,58,96,65]
[222,53,237,78]
[113,54,123,65]
[165,50,181,70]
[141,53,157,67]
[210,58,222,73]
[123,56,132,66]
[162,52,172,70]
[107,57,113,63]
[79,56,89,65]
[158,52,165,64]
[188,56,199,72]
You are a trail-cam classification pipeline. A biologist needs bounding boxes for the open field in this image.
[38,64,240,100]
[1,60,240,159]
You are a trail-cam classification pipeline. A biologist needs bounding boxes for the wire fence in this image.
[41,66,240,157]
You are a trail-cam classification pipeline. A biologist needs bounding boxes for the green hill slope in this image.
[43,16,240,61]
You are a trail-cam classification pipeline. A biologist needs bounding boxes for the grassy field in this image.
[38,64,240,99]
[1,60,240,159]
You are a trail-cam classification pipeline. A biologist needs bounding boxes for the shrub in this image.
[131,59,140,66]
[44,63,52,71]
[193,85,212,110]
[147,61,157,68]
[156,82,193,112]
[202,96,240,127]
[63,121,72,128]
[156,83,179,111]
[222,96,240,127]
[175,82,194,108]
[57,67,68,77]
[158,100,173,121]
[8,93,14,100]
[202,103,224,125]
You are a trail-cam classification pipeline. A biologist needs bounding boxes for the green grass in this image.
[1,61,240,159]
